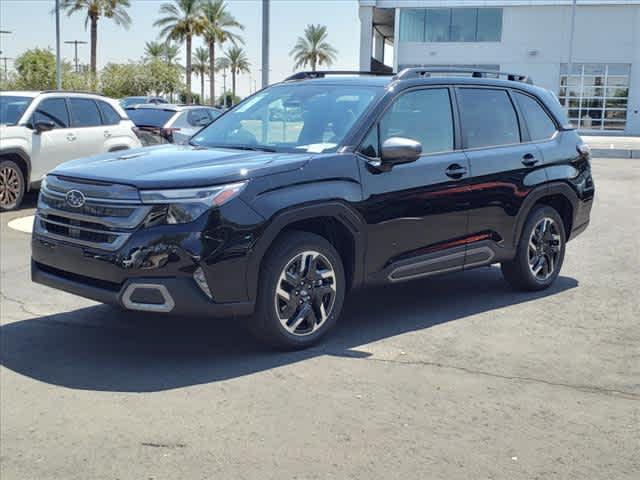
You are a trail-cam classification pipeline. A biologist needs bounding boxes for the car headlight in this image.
[140,181,247,224]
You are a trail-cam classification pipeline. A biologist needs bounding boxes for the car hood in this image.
[50,144,312,189]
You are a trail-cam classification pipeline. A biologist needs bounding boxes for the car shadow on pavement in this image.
[0,266,578,392]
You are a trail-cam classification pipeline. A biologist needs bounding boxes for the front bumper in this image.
[32,260,254,317]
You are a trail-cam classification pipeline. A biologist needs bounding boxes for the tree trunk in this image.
[208,41,215,106]
[311,57,316,72]
[90,16,98,75]
[200,73,205,104]
[231,69,236,105]
[185,35,193,105]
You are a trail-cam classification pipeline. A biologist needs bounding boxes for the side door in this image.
[457,87,548,260]
[67,97,106,158]
[96,100,133,149]
[29,97,76,179]
[356,87,473,281]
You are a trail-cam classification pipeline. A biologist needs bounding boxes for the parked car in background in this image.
[0,91,141,210]
[119,96,168,108]
[125,104,223,145]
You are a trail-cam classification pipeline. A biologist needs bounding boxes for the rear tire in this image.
[0,160,26,211]
[501,205,566,291]
[250,231,346,350]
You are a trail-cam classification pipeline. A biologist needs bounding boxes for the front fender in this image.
[245,200,367,303]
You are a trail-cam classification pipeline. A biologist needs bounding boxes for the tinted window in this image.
[359,125,379,158]
[31,98,69,128]
[400,8,502,43]
[0,96,32,126]
[458,88,520,148]
[97,101,122,125]
[120,97,148,108]
[68,98,102,127]
[188,109,212,127]
[513,92,557,141]
[379,88,454,155]
[125,108,175,128]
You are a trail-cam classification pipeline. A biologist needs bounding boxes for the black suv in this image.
[32,68,594,349]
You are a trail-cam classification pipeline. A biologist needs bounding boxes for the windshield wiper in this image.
[193,143,277,153]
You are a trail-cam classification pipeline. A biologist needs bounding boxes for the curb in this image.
[590,148,640,159]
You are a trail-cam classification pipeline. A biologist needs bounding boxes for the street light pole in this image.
[65,40,88,73]
[261,0,269,88]
[55,0,62,89]
[567,0,577,78]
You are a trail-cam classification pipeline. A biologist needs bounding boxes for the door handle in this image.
[66,133,76,142]
[445,164,468,179]
[104,130,112,138]
[522,153,539,167]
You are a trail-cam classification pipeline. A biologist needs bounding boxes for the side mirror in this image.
[380,137,422,167]
[34,121,56,134]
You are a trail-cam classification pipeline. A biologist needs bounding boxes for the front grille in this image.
[35,176,152,251]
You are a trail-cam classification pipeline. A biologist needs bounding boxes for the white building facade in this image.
[359,0,640,135]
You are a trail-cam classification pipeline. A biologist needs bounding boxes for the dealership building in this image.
[359,0,640,135]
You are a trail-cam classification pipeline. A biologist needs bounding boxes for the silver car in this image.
[125,104,223,145]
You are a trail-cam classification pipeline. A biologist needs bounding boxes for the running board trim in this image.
[387,246,495,283]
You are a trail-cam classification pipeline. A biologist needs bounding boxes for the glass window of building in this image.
[399,8,502,43]
[559,63,630,131]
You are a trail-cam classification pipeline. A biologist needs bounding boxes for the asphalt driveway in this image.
[1,157,638,479]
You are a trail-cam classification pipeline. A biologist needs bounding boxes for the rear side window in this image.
[512,91,557,141]
[188,109,213,127]
[68,98,102,127]
[379,88,454,155]
[97,101,122,125]
[126,108,175,128]
[457,88,520,148]
[31,98,69,128]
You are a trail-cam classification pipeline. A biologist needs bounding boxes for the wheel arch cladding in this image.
[513,182,578,247]
[246,202,366,302]
[0,149,31,188]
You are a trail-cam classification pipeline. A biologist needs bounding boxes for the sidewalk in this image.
[581,135,640,158]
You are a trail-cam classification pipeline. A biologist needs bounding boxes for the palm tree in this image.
[60,0,132,75]
[290,24,338,72]
[154,0,205,104]
[192,46,209,104]
[224,46,250,104]
[144,41,165,61]
[201,0,244,106]
[163,42,182,66]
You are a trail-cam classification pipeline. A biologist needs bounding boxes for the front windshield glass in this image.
[191,84,381,153]
[0,96,32,126]
[121,97,147,108]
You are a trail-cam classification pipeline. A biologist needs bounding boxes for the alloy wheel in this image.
[274,250,337,336]
[0,165,22,209]
[527,217,562,281]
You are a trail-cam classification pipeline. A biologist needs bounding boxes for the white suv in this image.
[0,91,142,210]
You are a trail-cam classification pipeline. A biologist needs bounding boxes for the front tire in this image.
[501,205,566,291]
[250,231,346,350]
[0,160,26,211]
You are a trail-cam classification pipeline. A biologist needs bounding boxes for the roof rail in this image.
[284,71,394,81]
[394,67,533,84]
[40,89,105,96]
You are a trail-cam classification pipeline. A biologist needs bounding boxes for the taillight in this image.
[577,143,591,157]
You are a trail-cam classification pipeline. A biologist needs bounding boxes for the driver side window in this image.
[359,88,454,157]
[31,98,69,129]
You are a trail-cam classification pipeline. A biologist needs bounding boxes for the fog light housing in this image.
[193,267,212,299]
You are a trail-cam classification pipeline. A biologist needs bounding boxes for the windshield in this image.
[190,84,381,153]
[125,108,175,128]
[0,96,33,126]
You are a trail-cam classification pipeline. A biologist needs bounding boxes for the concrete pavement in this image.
[1,158,638,479]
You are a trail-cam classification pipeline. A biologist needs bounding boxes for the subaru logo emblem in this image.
[65,190,86,208]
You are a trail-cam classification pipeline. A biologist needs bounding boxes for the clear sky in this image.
[0,0,361,97]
